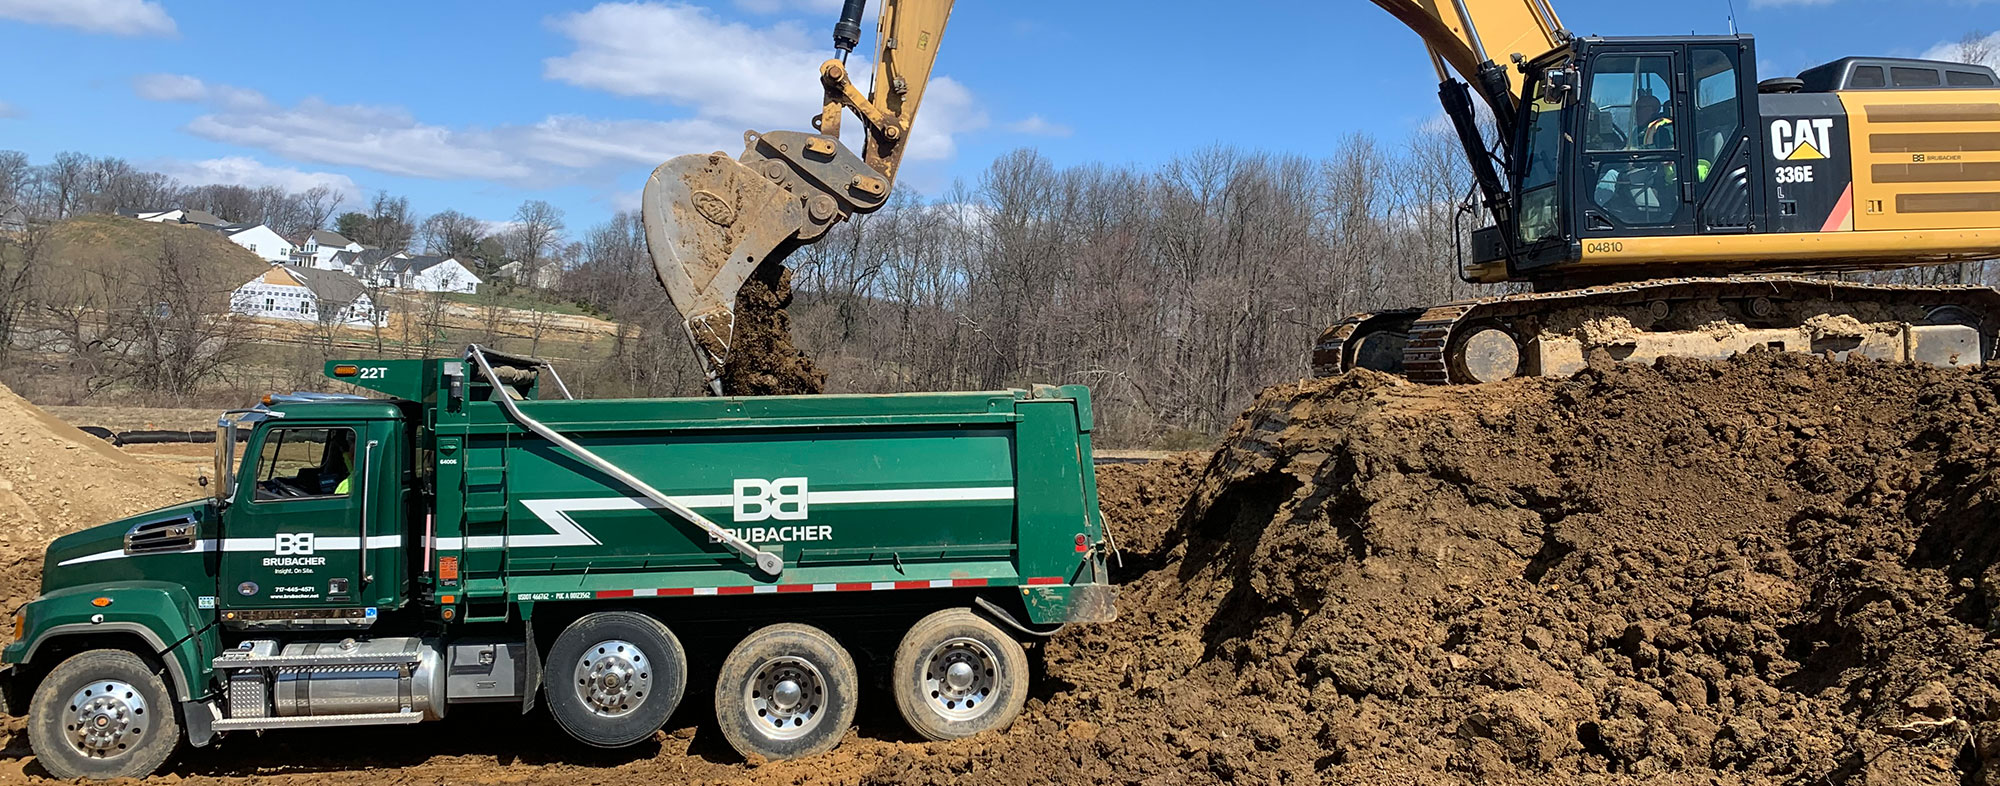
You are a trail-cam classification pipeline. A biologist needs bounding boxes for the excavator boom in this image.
[1369,0,1567,116]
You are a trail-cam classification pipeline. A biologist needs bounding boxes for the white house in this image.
[493,260,562,289]
[209,223,295,264]
[330,249,409,286]
[288,229,364,269]
[230,266,381,327]
[384,254,481,294]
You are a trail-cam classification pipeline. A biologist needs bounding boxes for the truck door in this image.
[223,424,374,611]
[1574,48,1697,238]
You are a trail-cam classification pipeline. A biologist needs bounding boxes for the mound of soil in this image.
[13,354,2000,786]
[0,383,200,643]
[866,353,2000,785]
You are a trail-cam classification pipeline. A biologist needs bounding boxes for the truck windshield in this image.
[1516,71,1568,245]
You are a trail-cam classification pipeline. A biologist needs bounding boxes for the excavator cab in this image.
[1479,36,1766,281]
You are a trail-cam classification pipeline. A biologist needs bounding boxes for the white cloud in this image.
[544,3,833,128]
[134,77,740,186]
[153,157,361,200]
[125,3,990,197]
[0,101,20,119]
[0,0,175,37]
[1004,115,1073,138]
[1923,30,2000,68]
[544,2,985,162]
[133,73,267,109]
[732,0,842,14]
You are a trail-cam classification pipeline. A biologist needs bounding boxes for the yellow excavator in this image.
[643,0,2000,391]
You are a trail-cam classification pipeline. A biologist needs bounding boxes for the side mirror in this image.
[1542,68,1578,105]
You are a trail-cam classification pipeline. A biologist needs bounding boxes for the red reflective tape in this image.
[776,584,815,593]
[597,589,634,598]
[835,582,873,592]
[951,578,989,588]
[716,586,755,596]
[1025,577,1064,586]
[659,587,695,597]
[894,580,930,590]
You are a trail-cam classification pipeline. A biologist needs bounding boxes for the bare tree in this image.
[418,209,488,258]
[508,200,566,285]
[1953,30,1996,66]
[298,185,343,234]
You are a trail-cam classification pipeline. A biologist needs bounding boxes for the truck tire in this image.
[714,623,858,760]
[891,608,1029,741]
[28,649,181,780]
[544,611,688,748]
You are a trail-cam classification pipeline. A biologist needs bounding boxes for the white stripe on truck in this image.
[55,486,1013,567]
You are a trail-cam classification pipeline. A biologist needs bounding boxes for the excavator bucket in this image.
[642,149,812,395]
[642,130,884,394]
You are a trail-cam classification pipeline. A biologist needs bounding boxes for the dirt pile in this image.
[866,353,2000,785]
[13,354,2000,786]
[0,384,200,641]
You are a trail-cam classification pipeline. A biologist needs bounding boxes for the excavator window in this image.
[1691,47,1741,185]
[1516,77,1567,245]
[1582,54,1683,228]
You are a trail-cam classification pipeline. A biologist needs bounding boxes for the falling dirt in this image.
[12,354,2000,784]
[722,262,827,396]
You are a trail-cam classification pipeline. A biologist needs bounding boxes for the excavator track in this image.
[1316,277,2000,385]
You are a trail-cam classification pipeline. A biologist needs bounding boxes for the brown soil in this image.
[0,384,203,645]
[11,354,2000,784]
[721,263,827,396]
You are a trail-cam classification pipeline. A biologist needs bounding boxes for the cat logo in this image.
[1771,118,1836,161]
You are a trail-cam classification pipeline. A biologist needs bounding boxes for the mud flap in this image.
[1021,584,1118,625]
[521,618,540,715]
[0,666,19,717]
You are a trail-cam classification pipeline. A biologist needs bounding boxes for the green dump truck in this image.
[0,347,1115,779]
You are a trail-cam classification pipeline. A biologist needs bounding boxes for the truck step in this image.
[211,710,425,731]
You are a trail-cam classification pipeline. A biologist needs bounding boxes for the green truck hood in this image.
[41,499,215,596]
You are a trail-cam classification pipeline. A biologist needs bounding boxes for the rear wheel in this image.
[891,608,1029,741]
[544,611,688,748]
[714,623,858,760]
[28,649,180,780]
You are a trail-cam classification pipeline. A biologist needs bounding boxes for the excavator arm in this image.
[641,0,952,395]
[641,0,1563,395]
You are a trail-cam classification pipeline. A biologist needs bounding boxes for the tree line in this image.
[555,125,1487,446]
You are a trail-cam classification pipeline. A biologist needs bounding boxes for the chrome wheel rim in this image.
[574,639,652,718]
[744,656,826,740]
[66,680,147,758]
[922,637,999,721]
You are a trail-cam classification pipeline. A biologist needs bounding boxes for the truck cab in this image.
[3,348,1115,779]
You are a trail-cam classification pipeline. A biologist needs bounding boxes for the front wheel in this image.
[714,623,858,760]
[891,608,1029,741]
[544,611,689,748]
[28,649,181,780]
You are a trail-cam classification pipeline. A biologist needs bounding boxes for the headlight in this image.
[10,608,22,642]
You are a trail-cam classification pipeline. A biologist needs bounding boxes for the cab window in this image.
[1585,55,1676,152]
[1516,77,1567,245]
[1691,47,1740,183]
[253,427,356,501]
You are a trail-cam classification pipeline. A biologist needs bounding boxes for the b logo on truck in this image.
[275,533,316,555]
[734,477,808,522]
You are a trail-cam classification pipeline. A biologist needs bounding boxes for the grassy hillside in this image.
[44,214,269,286]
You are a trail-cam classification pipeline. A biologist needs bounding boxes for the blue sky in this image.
[0,0,1990,233]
